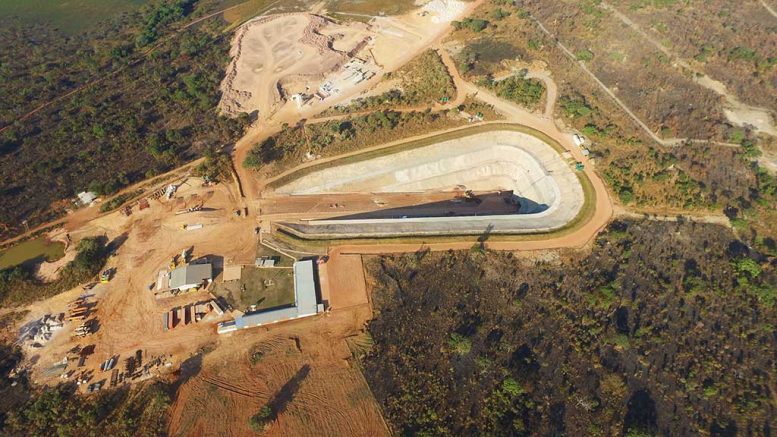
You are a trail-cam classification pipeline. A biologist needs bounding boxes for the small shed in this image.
[77,191,97,206]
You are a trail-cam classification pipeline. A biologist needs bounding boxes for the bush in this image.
[448,333,472,355]
[490,8,510,20]
[249,405,274,432]
[576,49,594,61]
[560,96,593,118]
[454,18,489,32]
[482,76,544,108]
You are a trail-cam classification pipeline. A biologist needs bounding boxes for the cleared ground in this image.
[218,13,360,117]
[23,177,256,388]
[269,127,585,238]
[219,1,474,124]
[213,266,295,312]
[168,302,384,436]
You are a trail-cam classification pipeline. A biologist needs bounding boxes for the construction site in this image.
[262,125,587,239]
[218,0,471,122]
[0,0,613,434]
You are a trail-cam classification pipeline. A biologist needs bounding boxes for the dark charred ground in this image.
[363,220,777,436]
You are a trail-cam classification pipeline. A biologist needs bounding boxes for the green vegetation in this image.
[447,333,472,355]
[135,0,193,47]
[194,148,235,183]
[694,44,715,62]
[576,49,594,61]
[452,18,490,33]
[99,190,144,213]
[480,75,544,109]
[0,0,249,241]
[728,46,759,63]
[2,381,171,434]
[0,0,149,33]
[245,102,494,174]
[0,238,65,269]
[248,405,274,432]
[490,8,511,20]
[0,237,107,306]
[560,95,593,118]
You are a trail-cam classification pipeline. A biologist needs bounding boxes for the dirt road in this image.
[599,1,776,138]
[256,44,615,255]
[762,0,777,18]
[527,11,745,149]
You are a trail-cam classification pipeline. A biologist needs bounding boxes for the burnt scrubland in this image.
[607,0,777,110]
[0,0,249,240]
[448,0,765,141]
[364,220,777,436]
[518,0,730,141]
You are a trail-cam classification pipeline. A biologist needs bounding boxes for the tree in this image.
[249,405,274,432]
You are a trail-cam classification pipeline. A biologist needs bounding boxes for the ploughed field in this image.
[269,128,585,238]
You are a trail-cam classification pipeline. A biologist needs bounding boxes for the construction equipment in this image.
[100,269,112,283]
[165,184,177,200]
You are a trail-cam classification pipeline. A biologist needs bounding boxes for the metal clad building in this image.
[294,259,318,317]
[169,264,213,291]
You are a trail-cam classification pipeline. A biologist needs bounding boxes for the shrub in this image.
[249,405,274,432]
[576,49,594,61]
[454,18,489,32]
[448,333,472,355]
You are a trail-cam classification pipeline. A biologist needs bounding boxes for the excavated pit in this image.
[272,128,586,238]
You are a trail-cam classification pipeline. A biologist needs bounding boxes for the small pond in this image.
[0,237,66,269]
